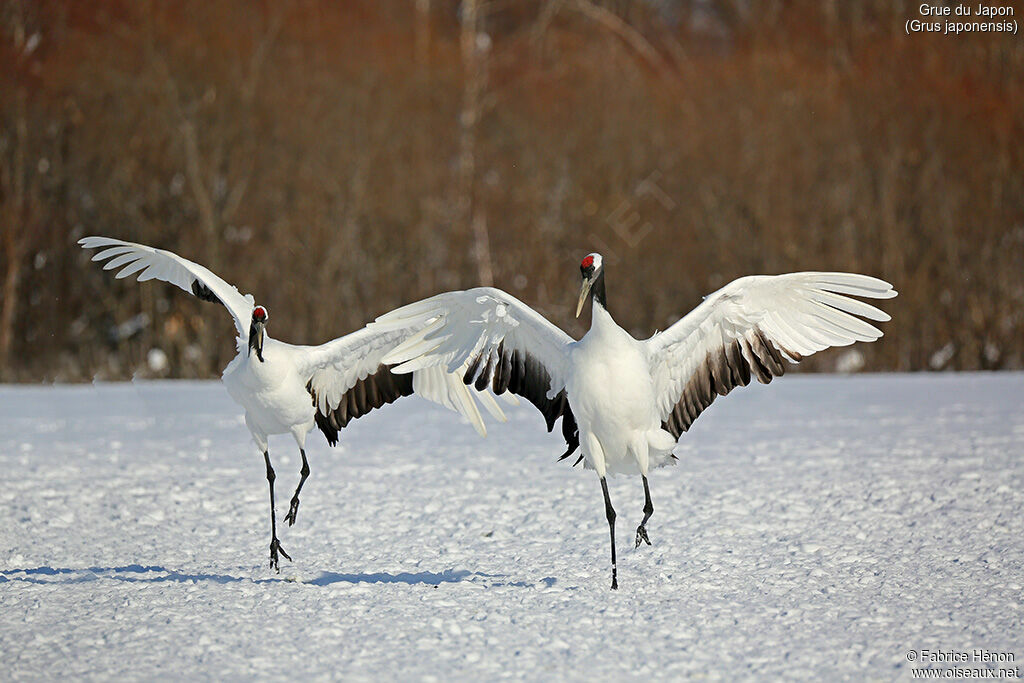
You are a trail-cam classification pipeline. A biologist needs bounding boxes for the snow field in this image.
[1,374,1022,679]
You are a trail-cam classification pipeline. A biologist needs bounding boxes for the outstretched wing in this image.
[647,272,897,439]
[371,287,580,459]
[80,236,254,343]
[295,325,508,446]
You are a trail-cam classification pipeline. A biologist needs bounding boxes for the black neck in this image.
[591,270,607,311]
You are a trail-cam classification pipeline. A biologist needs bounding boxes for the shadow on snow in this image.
[0,565,553,588]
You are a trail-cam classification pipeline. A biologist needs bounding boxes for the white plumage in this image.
[374,252,897,588]
[80,236,505,571]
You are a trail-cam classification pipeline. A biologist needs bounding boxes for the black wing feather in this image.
[460,345,579,461]
[308,366,415,446]
[190,279,223,305]
[661,329,798,440]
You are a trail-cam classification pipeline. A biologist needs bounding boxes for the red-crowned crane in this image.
[374,252,897,589]
[81,237,506,571]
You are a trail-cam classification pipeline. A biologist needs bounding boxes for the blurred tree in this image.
[457,0,493,287]
[0,0,1021,380]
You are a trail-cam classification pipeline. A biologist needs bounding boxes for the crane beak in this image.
[248,321,265,362]
[576,278,593,318]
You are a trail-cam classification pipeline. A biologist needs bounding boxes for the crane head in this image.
[248,306,268,362]
[577,253,604,317]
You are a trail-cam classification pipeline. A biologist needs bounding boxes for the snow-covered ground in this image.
[2,374,1022,680]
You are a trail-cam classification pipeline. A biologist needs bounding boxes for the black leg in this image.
[635,475,654,549]
[600,476,618,590]
[264,451,291,572]
[284,448,310,527]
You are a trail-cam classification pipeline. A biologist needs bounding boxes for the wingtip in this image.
[814,272,899,300]
[870,281,899,300]
[388,358,422,374]
[79,236,130,253]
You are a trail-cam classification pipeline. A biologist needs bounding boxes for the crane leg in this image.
[264,451,291,572]
[600,476,618,590]
[635,475,654,548]
[284,448,310,526]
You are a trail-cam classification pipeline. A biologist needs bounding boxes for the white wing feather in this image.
[647,272,896,434]
[79,236,254,343]
[372,287,575,399]
[297,325,506,437]
[81,236,503,435]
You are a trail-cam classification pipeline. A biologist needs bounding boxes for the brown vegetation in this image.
[0,0,1021,381]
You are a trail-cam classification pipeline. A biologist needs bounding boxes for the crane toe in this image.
[284,497,301,526]
[635,525,651,548]
[269,538,292,572]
